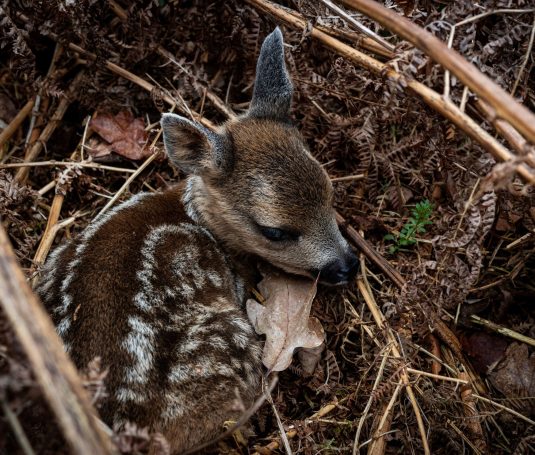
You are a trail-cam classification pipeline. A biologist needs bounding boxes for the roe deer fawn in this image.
[36,27,359,453]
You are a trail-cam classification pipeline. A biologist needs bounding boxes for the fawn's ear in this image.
[161,113,232,176]
[248,27,293,122]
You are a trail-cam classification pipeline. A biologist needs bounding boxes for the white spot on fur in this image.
[122,316,155,386]
[229,316,254,335]
[206,270,223,287]
[56,317,71,338]
[116,387,146,403]
[179,338,202,354]
[232,331,250,349]
[182,176,200,222]
[169,357,235,383]
[234,275,245,303]
[161,392,187,421]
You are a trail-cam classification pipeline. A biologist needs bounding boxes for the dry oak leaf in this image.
[488,342,535,416]
[89,111,149,160]
[246,272,324,372]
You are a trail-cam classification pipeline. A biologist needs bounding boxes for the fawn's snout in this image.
[318,250,359,285]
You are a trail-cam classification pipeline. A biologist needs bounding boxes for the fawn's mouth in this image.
[262,261,352,287]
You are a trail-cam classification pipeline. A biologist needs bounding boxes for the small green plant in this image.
[385,199,433,254]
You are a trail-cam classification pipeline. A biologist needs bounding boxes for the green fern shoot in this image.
[385,199,434,254]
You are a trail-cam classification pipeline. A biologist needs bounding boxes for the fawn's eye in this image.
[259,226,299,242]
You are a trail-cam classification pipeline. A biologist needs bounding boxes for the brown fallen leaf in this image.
[89,110,149,160]
[297,343,325,375]
[246,272,324,372]
[488,342,535,416]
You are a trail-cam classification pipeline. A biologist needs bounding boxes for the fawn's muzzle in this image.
[318,251,359,285]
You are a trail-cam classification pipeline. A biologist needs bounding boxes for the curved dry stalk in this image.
[0,225,113,455]
[338,0,535,144]
[244,0,535,185]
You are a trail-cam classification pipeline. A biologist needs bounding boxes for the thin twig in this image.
[268,390,293,455]
[470,315,535,347]
[318,0,394,51]
[406,368,468,384]
[1,397,36,455]
[511,13,535,97]
[93,151,160,221]
[331,173,365,182]
[472,394,535,426]
[0,160,136,173]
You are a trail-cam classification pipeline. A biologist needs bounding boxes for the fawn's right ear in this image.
[248,27,293,122]
[161,113,232,176]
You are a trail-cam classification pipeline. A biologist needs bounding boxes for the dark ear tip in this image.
[264,26,284,48]
[161,112,180,128]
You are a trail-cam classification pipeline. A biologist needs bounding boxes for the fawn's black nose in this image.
[319,251,359,285]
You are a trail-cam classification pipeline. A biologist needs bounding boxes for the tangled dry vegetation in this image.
[1,0,535,454]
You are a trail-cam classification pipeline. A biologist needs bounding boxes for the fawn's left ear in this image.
[248,27,293,123]
[161,113,232,177]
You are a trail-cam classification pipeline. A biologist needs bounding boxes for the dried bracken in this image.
[0,0,534,453]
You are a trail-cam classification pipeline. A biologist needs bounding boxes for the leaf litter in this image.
[0,0,535,453]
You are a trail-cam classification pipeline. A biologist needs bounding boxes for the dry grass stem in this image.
[0,160,137,173]
[0,99,34,151]
[406,368,468,384]
[94,149,160,221]
[318,0,394,52]
[470,315,535,347]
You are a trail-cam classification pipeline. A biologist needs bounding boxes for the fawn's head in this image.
[161,28,358,285]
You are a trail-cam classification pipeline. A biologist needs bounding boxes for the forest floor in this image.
[0,0,534,454]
